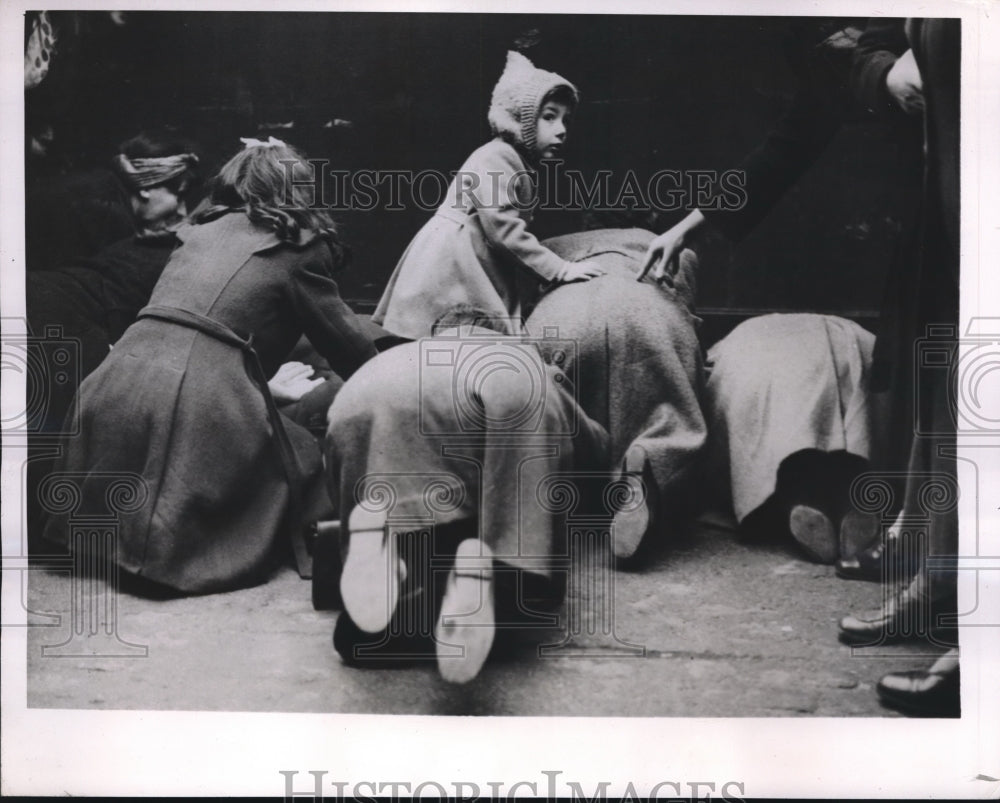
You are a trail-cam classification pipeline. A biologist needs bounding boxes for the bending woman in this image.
[41,139,377,594]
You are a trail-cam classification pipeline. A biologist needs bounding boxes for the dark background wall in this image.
[26,12,914,317]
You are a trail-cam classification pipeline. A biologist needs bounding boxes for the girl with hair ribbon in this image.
[43,138,378,594]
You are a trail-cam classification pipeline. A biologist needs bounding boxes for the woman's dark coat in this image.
[43,212,377,593]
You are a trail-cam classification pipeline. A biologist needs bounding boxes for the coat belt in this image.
[136,304,310,573]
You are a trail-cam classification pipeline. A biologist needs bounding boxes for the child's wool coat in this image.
[373,52,579,338]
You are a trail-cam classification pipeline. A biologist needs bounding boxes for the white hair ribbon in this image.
[239,136,287,149]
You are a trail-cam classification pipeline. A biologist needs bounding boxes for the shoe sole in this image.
[611,445,653,560]
[839,508,879,561]
[789,505,838,564]
[339,506,399,634]
[435,539,495,684]
[838,623,890,646]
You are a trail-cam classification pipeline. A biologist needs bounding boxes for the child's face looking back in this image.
[535,100,572,160]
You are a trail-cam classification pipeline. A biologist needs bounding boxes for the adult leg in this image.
[838,359,958,645]
[432,352,606,682]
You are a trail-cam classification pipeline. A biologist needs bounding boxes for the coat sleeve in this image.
[701,86,844,242]
[700,23,858,243]
[468,144,573,283]
[850,19,909,121]
[288,244,378,380]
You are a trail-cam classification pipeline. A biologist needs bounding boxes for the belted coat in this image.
[373,138,574,338]
[43,211,376,593]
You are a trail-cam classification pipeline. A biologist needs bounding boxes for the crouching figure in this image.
[325,305,608,683]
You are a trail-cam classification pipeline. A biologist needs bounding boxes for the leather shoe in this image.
[835,541,884,581]
[838,587,957,647]
[835,538,920,583]
[877,652,959,717]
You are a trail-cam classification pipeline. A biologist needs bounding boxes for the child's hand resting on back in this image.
[557,260,605,284]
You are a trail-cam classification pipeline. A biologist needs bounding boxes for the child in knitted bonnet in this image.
[373,51,604,339]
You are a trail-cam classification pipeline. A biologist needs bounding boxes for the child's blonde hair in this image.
[198,141,340,251]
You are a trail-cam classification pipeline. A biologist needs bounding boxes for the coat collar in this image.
[176,210,319,254]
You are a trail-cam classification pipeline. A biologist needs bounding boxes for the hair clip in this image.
[239,136,287,149]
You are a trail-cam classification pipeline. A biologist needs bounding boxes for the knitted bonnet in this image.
[487,50,579,152]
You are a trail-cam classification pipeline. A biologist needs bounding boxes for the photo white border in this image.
[3,0,998,797]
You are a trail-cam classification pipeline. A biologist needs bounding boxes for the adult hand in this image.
[885,49,924,115]
[268,361,323,403]
[559,260,606,283]
[638,209,705,284]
